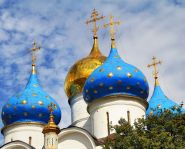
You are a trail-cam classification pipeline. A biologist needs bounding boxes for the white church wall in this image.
[70,93,91,133]
[58,127,98,149]
[2,123,44,149]
[88,95,147,139]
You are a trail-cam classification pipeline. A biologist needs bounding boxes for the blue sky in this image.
[0,0,185,144]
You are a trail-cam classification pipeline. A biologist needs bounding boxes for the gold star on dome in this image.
[86,9,104,37]
[148,56,162,86]
[103,15,121,48]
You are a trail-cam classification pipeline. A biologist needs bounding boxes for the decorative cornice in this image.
[1,122,45,135]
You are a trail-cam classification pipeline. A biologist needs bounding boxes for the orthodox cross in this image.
[31,41,41,66]
[86,9,104,37]
[103,15,120,40]
[148,56,162,80]
[48,102,56,115]
[103,15,121,48]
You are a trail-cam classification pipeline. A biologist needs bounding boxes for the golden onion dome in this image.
[64,36,106,98]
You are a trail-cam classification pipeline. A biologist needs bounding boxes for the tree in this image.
[103,107,185,149]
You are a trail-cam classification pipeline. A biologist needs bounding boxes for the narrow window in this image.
[11,138,13,142]
[47,138,49,146]
[127,111,131,124]
[29,136,32,145]
[106,112,110,135]
[52,138,54,146]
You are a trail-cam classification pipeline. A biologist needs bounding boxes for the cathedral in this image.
[0,9,184,149]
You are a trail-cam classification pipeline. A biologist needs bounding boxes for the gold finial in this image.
[42,102,60,134]
[86,9,104,37]
[148,56,162,86]
[31,41,41,74]
[103,15,121,48]
[31,41,41,66]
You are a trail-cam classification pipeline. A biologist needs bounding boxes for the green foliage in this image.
[103,108,185,149]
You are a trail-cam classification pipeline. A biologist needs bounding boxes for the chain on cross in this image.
[31,41,41,66]
[148,56,162,79]
[86,9,104,37]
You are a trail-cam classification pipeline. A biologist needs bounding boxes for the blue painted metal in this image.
[1,72,61,126]
[146,84,185,115]
[83,47,149,102]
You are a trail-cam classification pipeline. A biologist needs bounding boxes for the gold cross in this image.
[86,9,104,37]
[31,41,41,66]
[148,56,162,79]
[103,15,121,40]
[48,102,56,114]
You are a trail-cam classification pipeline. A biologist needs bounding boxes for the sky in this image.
[0,0,185,144]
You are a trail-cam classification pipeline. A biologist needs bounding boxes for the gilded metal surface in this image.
[127,72,132,78]
[86,9,104,37]
[117,66,122,70]
[43,103,60,134]
[147,56,162,86]
[108,72,113,78]
[38,101,44,105]
[31,41,40,67]
[103,15,121,48]
[64,37,106,98]
[32,65,36,74]
[21,100,27,104]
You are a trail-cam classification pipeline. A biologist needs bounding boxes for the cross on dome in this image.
[86,9,104,37]
[31,41,41,67]
[43,102,61,134]
[148,56,162,86]
[103,15,121,48]
[48,102,57,114]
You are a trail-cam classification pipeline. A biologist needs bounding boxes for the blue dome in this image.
[1,68,61,126]
[83,47,149,102]
[146,83,185,115]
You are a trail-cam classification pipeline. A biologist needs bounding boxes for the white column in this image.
[2,122,44,149]
[69,93,91,133]
[88,96,148,139]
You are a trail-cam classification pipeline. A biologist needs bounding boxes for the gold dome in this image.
[64,37,106,98]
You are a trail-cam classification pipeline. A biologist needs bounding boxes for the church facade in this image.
[0,10,184,149]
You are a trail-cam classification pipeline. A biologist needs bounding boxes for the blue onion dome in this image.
[83,42,149,102]
[146,77,185,115]
[1,43,61,126]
